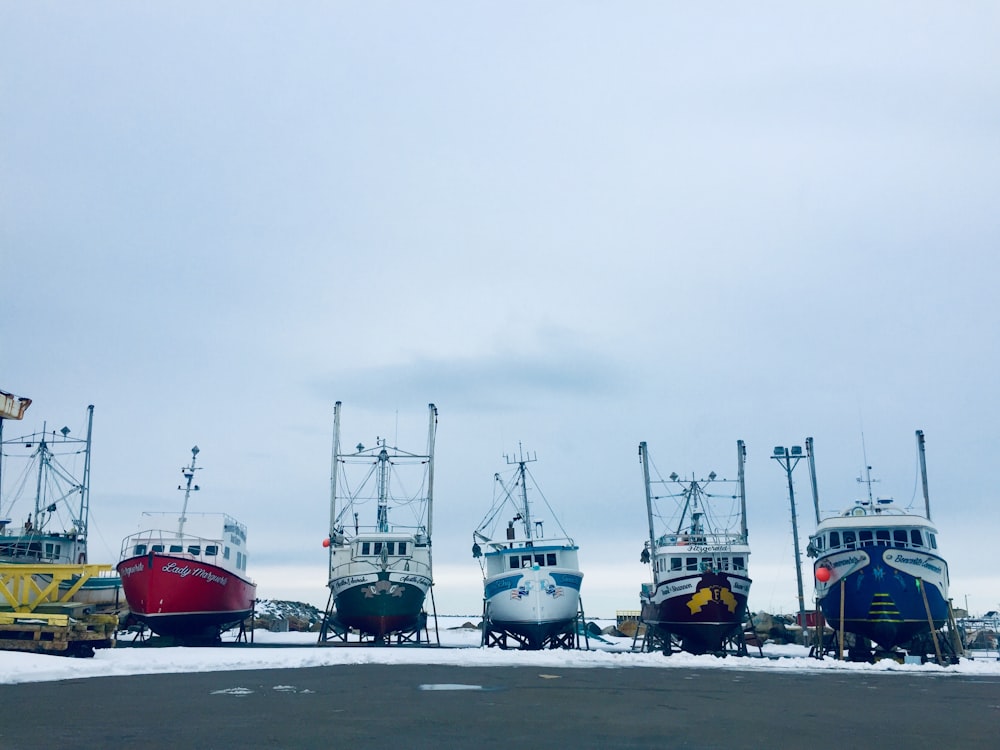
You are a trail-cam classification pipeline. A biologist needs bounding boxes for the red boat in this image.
[117,446,256,641]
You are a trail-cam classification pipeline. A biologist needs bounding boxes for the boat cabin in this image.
[808,500,939,557]
[122,513,249,574]
[652,552,747,576]
[482,543,579,578]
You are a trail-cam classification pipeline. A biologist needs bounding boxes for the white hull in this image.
[484,565,582,628]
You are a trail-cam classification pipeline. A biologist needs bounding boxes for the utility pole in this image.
[772,445,807,627]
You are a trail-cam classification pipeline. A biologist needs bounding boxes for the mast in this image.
[425,403,437,540]
[329,401,341,540]
[78,405,94,540]
[737,439,748,543]
[376,441,390,533]
[806,436,820,525]
[518,454,532,542]
[916,429,931,520]
[640,442,657,570]
[504,444,536,541]
[33,423,47,528]
[177,446,201,536]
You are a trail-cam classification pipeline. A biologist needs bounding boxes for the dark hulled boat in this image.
[638,440,752,655]
[807,431,950,655]
[320,402,437,643]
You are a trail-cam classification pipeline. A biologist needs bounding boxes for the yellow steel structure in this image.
[0,563,112,613]
[0,564,118,655]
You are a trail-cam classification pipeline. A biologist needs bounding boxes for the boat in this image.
[117,446,257,641]
[472,446,584,650]
[638,440,752,655]
[806,430,951,657]
[319,402,438,644]
[0,404,122,606]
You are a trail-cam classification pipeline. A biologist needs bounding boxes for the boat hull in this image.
[117,553,257,639]
[332,570,431,638]
[814,546,949,651]
[640,571,751,654]
[484,567,583,649]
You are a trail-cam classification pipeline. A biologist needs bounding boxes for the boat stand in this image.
[317,587,441,647]
[631,620,675,654]
[481,598,590,651]
[724,604,761,657]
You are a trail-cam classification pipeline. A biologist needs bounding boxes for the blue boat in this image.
[807,431,949,655]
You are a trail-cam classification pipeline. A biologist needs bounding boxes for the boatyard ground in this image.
[1,660,997,750]
[3,616,1000,685]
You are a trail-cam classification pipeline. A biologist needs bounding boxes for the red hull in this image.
[117,553,256,639]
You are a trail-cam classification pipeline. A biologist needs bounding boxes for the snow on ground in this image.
[2,617,999,685]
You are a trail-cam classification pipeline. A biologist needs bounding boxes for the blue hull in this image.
[816,545,948,651]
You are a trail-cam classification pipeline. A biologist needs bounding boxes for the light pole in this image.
[772,445,807,627]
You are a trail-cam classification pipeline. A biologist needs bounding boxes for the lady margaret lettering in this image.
[162,561,229,587]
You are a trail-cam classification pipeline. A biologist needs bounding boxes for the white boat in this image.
[319,402,438,644]
[0,405,122,607]
[638,440,752,655]
[473,447,584,650]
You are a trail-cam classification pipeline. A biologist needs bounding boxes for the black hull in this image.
[641,571,751,655]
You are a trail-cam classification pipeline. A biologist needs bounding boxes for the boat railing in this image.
[656,532,744,547]
[482,536,576,552]
[120,529,227,563]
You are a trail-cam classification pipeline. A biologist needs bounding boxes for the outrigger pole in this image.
[329,401,342,563]
[737,440,747,543]
[806,436,820,526]
[425,403,437,540]
[916,429,931,520]
[640,442,656,568]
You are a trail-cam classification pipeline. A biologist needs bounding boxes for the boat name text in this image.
[120,562,144,577]
[888,553,943,574]
[161,561,228,586]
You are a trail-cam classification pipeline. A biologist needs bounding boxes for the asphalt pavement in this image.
[1,663,996,749]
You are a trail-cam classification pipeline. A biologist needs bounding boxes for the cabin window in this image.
[534,554,545,566]
[385,543,395,555]
[398,542,407,555]
[205,545,218,556]
[134,544,147,555]
[374,542,383,554]
[152,545,164,553]
[522,555,533,568]
[813,537,825,552]
[236,551,243,569]
[829,531,841,549]
[733,557,745,570]
[169,545,183,553]
[700,557,715,572]
[188,546,201,556]
[859,530,873,547]
[671,557,682,571]
[893,530,908,548]
[509,557,518,570]
[875,530,890,545]
[685,557,698,571]
[843,531,856,550]
[361,542,371,555]
[718,558,730,571]
[547,553,557,566]
[910,529,923,547]
[223,546,231,560]
[928,533,937,550]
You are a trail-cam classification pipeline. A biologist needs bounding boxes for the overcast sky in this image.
[3,3,999,618]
